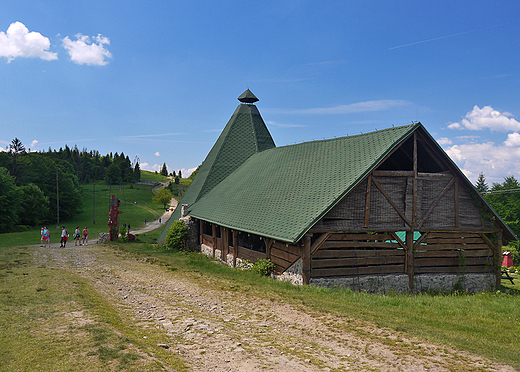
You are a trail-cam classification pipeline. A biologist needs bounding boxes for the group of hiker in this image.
[40,226,88,248]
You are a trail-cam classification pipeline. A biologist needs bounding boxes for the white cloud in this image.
[444,141,520,183]
[30,140,38,148]
[504,133,520,147]
[62,34,111,65]
[154,152,160,156]
[269,100,409,115]
[436,137,452,145]
[448,105,520,132]
[0,21,57,62]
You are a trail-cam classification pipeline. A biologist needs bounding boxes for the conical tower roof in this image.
[157,89,275,243]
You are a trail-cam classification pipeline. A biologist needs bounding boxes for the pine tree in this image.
[475,172,488,193]
[161,163,168,177]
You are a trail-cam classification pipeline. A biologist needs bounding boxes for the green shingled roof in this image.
[157,90,275,243]
[188,123,419,243]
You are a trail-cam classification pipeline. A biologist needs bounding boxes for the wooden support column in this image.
[406,231,414,292]
[302,234,312,285]
[222,228,228,263]
[364,175,372,227]
[265,238,272,259]
[496,232,503,290]
[232,230,238,268]
[211,224,216,258]
[199,220,204,251]
[413,132,418,228]
[455,178,460,228]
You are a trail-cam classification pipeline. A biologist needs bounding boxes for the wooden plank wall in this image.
[414,232,494,274]
[236,247,266,263]
[270,241,300,274]
[311,233,405,278]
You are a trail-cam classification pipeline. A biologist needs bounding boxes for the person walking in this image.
[74,226,81,246]
[40,227,44,247]
[60,226,69,248]
[42,227,50,248]
[82,226,88,246]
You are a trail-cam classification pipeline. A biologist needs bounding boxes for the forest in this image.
[0,138,140,233]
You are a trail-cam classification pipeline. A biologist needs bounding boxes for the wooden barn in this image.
[158,90,516,293]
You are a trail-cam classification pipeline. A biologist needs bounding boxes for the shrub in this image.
[251,258,275,276]
[165,220,188,250]
[120,225,128,242]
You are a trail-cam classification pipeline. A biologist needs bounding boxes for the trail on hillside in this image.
[32,244,514,372]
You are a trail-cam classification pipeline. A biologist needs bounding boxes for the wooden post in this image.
[233,230,238,268]
[211,224,216,258]
[199,220,204,252]
[454,178,459,228]
[412,132,418,227]
[364,175,372,227]
[222,227,228,263]
[406,231,414,292]
[302,234,312,285]
[496,232,503,290]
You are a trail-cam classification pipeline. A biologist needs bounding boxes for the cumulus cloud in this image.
[0,21,57,62]
[30,140,38,148]
[504,132,520,147]
[154,152,160,156]
[62,34,112,65]
[448,105,520,132]
[443,141,520,183]
[436,137,452,145]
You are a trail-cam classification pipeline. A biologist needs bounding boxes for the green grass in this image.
[139,170,170,183]
[114,241,520,369]
[0,180,165,249]
[0,244,187,371]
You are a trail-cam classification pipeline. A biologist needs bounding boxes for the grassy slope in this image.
[0,179,165,249]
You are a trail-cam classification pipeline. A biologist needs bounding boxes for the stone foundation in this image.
[274,258,303,286]
[310,273,495,293]
[310,274,409,293]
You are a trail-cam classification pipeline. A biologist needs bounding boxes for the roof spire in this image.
[238,89,259,104]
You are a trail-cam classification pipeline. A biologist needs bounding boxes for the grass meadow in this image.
[0,179,165,249]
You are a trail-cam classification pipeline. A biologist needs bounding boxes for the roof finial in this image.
[238,89,259,103]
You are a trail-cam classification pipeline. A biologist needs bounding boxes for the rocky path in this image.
[32,243,514,372]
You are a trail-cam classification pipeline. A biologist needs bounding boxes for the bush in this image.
[165,220,188,250]
[251,258,275,276]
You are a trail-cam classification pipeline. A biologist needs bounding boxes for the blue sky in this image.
[1,1,519,184]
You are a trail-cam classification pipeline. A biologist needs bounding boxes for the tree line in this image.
[475,173,520,237]
[0,138,141,233]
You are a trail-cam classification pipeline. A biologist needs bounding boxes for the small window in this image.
[237,232,266,253]
[203,221,212,236]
